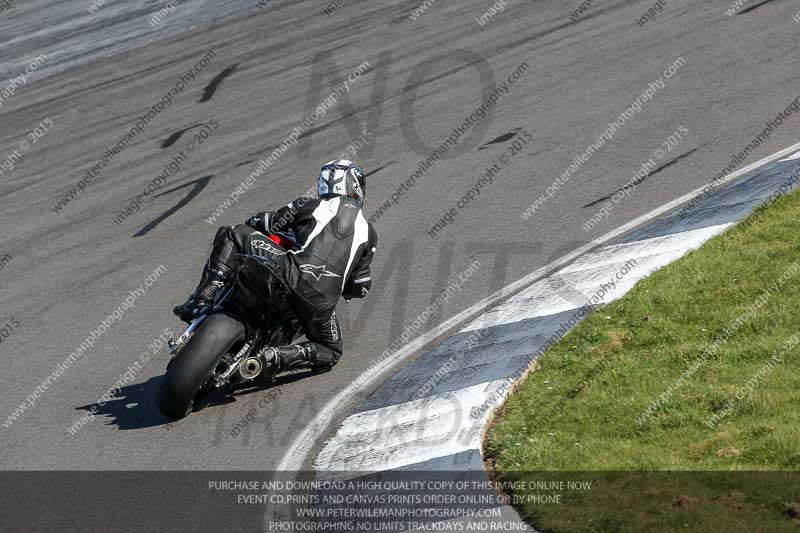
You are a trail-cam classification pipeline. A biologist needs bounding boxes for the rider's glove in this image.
[342,274,371,299]
[246,212,266,232]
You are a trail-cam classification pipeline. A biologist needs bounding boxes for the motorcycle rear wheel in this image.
[157,313,245,419]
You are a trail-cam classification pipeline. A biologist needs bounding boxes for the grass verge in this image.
[485,188,800,532]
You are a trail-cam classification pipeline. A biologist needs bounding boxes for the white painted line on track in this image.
[315,380,505,476]
[276,141,800,474]
[560,223,733,274]
[779,150,800,162]
[463,223,732,331]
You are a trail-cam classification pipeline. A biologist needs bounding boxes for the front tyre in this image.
[157,313,245,419]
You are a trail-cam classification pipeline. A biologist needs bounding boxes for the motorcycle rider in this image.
[174,159,377,371]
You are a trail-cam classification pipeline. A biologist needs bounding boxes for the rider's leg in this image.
[303,308,344,369]
[264,298,343,370]
[174,225,252,322]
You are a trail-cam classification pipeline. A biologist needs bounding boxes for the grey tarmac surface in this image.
[1,0,799,472]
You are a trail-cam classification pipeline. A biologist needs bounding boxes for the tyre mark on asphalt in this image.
[736,0,780,16]
[582,146,702,209]
[134,175,214,237]
[199,64,238,103]
[478,128,522,150]
[364,161,396,178]
[160,123,204,148]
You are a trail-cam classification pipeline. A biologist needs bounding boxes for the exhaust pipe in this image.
[239,356,263,380]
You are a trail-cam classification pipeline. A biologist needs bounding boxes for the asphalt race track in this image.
[1,0,799,485]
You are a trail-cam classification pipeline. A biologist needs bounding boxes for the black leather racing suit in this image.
[207,195,377,367]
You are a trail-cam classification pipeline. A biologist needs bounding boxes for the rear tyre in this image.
[157,313,245,419]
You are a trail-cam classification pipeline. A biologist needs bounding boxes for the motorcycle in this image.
[157,232,302,419]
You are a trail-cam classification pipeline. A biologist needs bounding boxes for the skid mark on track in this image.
[364,161,396,178]
[582,147,702,208]
[160,123,204,148]
[134,175,214,237]
[199,64,238,103]
[736,0,780,15]
[478,127,522,150]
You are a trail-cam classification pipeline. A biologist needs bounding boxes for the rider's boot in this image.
[173,263,231,323]
[261,343,316,371]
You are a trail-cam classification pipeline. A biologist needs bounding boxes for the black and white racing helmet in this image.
[317,159,366,204]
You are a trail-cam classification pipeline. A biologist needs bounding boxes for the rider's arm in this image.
[342,223,377,299]
[246,198,320,234]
